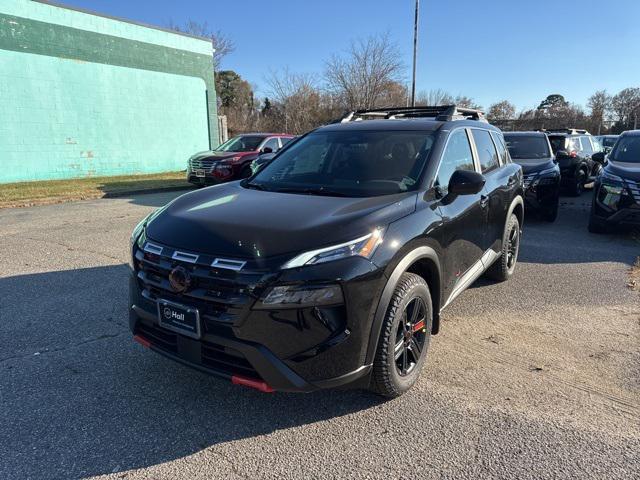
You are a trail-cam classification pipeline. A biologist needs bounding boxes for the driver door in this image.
[432,128,487,303]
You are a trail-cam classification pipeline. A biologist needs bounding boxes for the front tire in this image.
[371,273,432,398]
[486,214,520,282]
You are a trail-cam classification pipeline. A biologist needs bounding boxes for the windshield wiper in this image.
[274,187,351,197]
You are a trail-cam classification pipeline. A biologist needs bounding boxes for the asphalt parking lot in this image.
[1,190,638,480]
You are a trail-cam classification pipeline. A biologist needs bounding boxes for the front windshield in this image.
[248,130,435,197]
[504,135,551,160]
[215,135,265,152]
[602,137,618,148]
[610,136,640,164]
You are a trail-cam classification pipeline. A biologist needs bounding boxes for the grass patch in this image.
[0,171,189,209]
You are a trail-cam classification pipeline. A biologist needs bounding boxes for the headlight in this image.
[281,229,383,269]
[129,214,151,268]
[600,171,623,186]
[254,284,344,309]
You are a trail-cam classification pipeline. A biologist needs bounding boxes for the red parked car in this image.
[187,133,295,186]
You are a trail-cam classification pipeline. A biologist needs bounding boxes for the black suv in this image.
[547,129,603,196]
[129,106,524,397]
[588,130,640,233]
[504,132,560,222]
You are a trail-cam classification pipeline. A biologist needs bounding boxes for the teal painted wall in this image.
[0,0,217,183]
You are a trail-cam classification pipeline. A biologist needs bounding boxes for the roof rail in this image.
[340,105,487,123]
[543,128,591,135]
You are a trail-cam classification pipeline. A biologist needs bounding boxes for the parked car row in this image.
[138,107,637,397]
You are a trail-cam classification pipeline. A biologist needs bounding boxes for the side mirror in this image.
[448,170,485,196]
[261,146,273,154]
[592,151,605,163]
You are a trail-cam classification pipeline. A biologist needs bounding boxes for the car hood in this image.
[190,151,253,161]
[514,158,556,174]
[606,161,640,182]
[146,182,417,259]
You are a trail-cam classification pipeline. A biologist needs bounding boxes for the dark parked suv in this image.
[187,133,294,186]
[588,130,640,233]
[546,129,602,196]
[129,106,524,397]
[504,132,560,222]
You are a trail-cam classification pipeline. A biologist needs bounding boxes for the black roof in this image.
[621,130,640,137]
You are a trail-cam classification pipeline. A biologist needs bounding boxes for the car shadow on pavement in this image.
[0,265,383,479]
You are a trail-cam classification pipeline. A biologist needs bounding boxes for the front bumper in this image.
[128,240,385,392]
[591,182,640,226]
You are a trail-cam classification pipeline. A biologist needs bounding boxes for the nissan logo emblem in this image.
[169,266,191,293]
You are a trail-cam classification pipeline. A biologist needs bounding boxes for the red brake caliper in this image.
[412,319,425,333]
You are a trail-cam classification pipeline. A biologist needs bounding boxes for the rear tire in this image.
[371,273,432,398]
[486,214,520,282]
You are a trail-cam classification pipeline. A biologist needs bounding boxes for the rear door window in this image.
[491,132,509,164]
[262,137,280,152]
[471,129,500,173]
[580,137,593,153]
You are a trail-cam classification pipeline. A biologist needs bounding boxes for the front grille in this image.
[134,241,264,326]
[135,322,262,380]
[626,179,640,204]
[201,341,259,378]
[189,158,217,171]
[137,322,178,353]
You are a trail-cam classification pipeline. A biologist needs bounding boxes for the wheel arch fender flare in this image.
[506,194,524,227]
[364,246,441,365]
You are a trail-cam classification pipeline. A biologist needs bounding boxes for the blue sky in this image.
[62,0,639,111]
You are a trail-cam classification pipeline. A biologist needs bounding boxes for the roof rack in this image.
[541,128,591,135]
[340,105,487,123]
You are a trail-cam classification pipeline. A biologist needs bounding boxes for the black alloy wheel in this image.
[394,297,428,377]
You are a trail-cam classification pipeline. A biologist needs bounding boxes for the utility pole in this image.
[410,0,419,107]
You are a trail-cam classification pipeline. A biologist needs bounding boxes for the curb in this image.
[101,184,194,198]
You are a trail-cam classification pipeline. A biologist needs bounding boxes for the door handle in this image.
[480,194,489,208]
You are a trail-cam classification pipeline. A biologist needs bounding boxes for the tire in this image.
[371,272,432,398]
[542,200,559,222]
[568,170,586,196]
[486,214,520,282]
[588,211,607,234]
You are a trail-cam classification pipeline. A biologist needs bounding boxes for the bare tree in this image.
[325,33,405,110]
[487,100,516,122]
[168,20,234,70]
[454,95,482,110]
[416,89,454,106]
[265,69,336,134]
[587,90,612,134]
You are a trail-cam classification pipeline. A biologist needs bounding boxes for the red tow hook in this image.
[231,375,275,393]
[133,334,152,348]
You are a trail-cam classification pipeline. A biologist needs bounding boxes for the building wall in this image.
[0,0,218,183]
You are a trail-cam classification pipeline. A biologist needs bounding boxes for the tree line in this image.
[171,21,640,136]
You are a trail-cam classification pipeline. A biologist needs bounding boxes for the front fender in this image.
[364,246,441,365]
